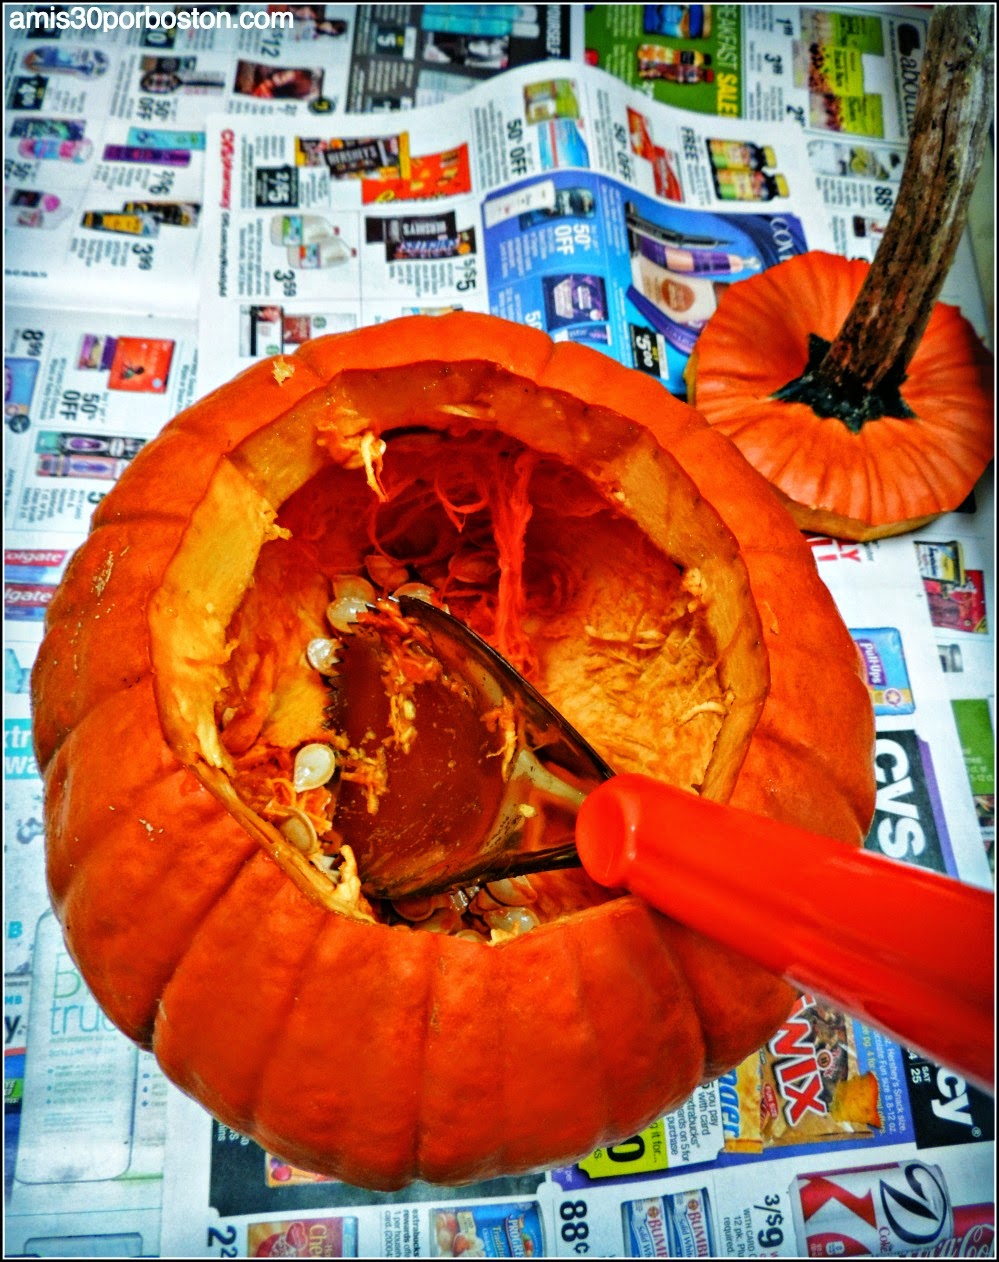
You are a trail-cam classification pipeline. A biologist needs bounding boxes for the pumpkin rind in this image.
[686,253,995,541]
[32,313,875,1189]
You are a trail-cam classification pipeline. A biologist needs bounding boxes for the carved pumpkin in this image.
[32,314,874,1190]
[686,5,994,542]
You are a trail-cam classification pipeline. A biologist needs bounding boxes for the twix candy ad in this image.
[723,994,883,1154]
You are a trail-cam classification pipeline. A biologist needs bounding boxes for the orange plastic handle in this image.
[575,773,995,1094]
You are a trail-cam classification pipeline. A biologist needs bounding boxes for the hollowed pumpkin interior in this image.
[149,361,769,934]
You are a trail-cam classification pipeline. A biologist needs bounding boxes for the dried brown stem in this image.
[778,5,994,423]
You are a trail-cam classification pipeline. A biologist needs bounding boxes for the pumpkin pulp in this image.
[148,361,767,935]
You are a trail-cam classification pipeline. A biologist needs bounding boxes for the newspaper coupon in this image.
[3,307,198,534]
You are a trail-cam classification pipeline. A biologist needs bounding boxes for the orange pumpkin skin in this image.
[32,314,875,1189]
[686,252,995,541]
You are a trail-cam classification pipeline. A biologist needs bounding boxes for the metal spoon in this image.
[353,594,609,899]
[360,595,994,1093]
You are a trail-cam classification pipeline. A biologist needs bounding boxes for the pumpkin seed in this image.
[484,876,537,907]
[306,637,342,674]
[310,852,343,882]
[420,907,464,934]
[483,906,540,936]
[293,743,338,792]
[279,809,318,854]
[390,894,442,923]
[364,553,410,590]
[470,886,504,914]
[448,549,498,584]
[326,575,376,632]
[390,581,437,604]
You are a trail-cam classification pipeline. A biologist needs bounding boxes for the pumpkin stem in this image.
[775,5,994,427]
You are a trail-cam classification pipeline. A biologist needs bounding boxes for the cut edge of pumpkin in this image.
[146,356,772,930]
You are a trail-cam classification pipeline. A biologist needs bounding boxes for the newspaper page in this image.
[3,304,201,1256]
[194,58,835,396]
[583,2,990,337]
[3,3,582,315]
[3,7,994,1260]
